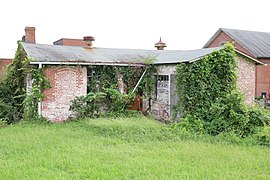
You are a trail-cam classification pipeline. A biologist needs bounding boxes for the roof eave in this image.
[235,49,264,65]
[257,57,270,59]
[29,61,146,67]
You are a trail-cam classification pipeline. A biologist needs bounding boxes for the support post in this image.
[38,63,42,116]
[132,69,147,94]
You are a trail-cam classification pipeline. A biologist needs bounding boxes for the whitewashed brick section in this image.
[236,56,256,104]
[42,66,87,122]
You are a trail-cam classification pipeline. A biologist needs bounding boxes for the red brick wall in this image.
[207,31,255,57]
[42,66,87,122]
[256,64,270,98]
[236,56,256,104]
[0,59,12,74]
[53,38,87,46]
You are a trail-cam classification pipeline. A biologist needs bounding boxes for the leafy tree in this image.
[0,42,29,123]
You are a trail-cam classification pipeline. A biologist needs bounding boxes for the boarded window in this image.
[154,75,169,103]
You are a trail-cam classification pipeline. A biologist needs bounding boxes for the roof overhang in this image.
[29,61,145,67]
[183,48,264,65]
[257,57,270,59]
[235,49,264,65]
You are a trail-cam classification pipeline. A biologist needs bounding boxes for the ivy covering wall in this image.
[175,44,270,137]
[0,42,49,123]
[70,56,157,118]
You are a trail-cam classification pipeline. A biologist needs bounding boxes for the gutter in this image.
[30,61,145,67]
[38,63,42,117]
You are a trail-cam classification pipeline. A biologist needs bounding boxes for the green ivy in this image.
[0,42,29,123]
[23,68,50,120]
[87,56,157,97]
[176,44,237,116]
[0,41,50,123]
[71,56,157,118]
[175,43,270,137]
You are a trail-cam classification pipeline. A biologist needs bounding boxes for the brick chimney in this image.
[83,36,95,47]
[23,27,36,43]
[154,37,166,50]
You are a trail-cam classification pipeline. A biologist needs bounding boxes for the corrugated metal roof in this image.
[155,47,222,64]
[204,28,270,58]
[22,43,155,65]
[22,42,221,65]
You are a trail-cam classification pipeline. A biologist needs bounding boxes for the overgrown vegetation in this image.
[0,42,49,124]
[175,43,270,143]
[70,89,135,118]
[0,42,29,123]
[23,68,50,120]
[70,56,157,118]
[0,117,269,179]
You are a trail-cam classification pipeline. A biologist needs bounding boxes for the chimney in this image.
[83,36,95,47]
[24,27,36,43]
[154,37,166,50]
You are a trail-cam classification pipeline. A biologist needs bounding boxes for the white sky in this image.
[1,0,270,58]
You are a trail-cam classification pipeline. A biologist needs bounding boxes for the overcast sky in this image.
[1,0,270,58]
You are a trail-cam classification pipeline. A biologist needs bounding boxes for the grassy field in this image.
[0,117,269,179]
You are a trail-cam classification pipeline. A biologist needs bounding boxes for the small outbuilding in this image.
[20,27,263,122]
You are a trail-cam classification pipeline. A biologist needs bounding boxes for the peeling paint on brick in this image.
[42,66,87,122]
[236,56,256,104]
[143,65,177,121]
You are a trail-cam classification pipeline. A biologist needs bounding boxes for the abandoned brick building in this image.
[20,27,263,122]
[204,28,270,98]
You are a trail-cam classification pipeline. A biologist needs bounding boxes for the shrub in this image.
[0,119,7,128]
[204,90,250,136]
[70,88,135,118]
[70,92,107,118]
[0,42,29,123]
[254,126,270,146]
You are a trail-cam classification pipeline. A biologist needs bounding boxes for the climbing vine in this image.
[70,56,157,118]
[87,56,157,95]
[0,41,29,123]
[0,41,50,123]
[175,43,270,137]
[23,68,50,120]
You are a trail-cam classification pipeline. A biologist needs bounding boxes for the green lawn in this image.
[0,117,269,179]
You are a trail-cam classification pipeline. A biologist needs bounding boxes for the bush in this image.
[248,105,270,127]
[203,90,250,136]
[0,42,29,123]
[70,88,135,118]
[70,92,107,118]
[0,99,21,124]
[254,126,270,146]
[0,118,7,128]
[172,115,205,135]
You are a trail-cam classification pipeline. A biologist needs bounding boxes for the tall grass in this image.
[0,117,269,179]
